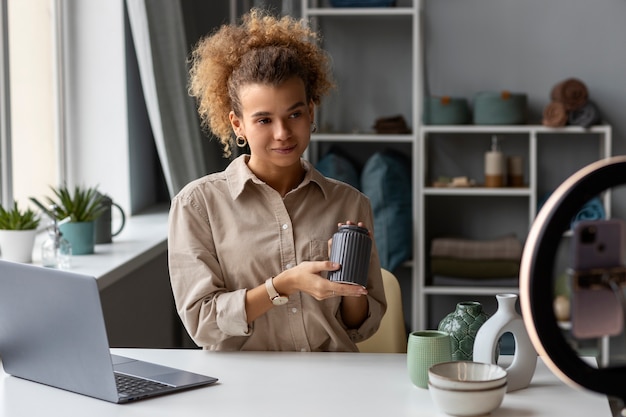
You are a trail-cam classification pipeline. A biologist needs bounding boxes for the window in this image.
[2,0,60,210]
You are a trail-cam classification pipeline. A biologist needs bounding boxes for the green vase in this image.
[438,301,489,361]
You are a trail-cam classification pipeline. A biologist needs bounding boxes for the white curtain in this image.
[125,0,208,197]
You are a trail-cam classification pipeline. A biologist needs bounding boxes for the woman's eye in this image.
[258,118,271,125]
[290,111,302,119]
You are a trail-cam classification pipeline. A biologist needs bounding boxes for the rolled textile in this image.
[570,196,606,230]
[568,101,601,128]
[550,78,588,111]
[542,101,568,127]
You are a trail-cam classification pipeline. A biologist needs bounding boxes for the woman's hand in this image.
[273,260,367,300]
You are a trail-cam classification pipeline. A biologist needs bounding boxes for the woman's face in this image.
[229,77,314,172]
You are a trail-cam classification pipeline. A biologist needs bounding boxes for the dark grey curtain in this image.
[126,0,213,197]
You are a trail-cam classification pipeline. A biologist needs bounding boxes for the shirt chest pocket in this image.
[308,239,328,262]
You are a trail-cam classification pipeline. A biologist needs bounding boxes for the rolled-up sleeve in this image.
[168,191,250,347]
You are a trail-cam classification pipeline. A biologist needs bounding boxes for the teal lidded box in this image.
[423,96,471,125]
[473,91,528,125]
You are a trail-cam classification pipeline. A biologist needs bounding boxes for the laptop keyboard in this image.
[115,372,171,398]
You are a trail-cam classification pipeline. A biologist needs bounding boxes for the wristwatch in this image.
[265,277,288,306]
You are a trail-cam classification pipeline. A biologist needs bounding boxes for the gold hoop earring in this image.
[236,136,247,148]
[311,122,318,133]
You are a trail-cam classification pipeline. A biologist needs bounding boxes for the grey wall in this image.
[423,0,626,218]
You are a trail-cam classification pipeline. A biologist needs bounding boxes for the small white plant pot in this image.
[0,229,38,263]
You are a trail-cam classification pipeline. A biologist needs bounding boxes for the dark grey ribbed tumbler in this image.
[328,225,371,287]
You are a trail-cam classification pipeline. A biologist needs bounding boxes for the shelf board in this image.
[423,286,520,296]
[311,133,415,143]
[423,187,532,197]
[421,124,611,135]
[305,7,416,17]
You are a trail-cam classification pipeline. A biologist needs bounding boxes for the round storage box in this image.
[423,96,471,125]
[473,91,528,125]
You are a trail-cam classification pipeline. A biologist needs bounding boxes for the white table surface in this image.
[0,349,612,417]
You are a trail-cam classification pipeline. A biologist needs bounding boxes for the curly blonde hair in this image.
[189,9,335,158]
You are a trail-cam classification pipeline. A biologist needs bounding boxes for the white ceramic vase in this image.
[0,229,37,263]
[473,293,537,392]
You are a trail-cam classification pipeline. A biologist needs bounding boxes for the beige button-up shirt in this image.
[168,155,386,351]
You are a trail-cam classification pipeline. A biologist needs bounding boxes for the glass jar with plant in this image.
[0,202,41,263]
[30,185,107,255]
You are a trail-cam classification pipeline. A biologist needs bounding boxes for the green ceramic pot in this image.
[59,221,95,255]
[438,301,489,361]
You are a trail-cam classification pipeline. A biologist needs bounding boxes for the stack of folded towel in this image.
[542,78,601,128]
[430,235,522,280]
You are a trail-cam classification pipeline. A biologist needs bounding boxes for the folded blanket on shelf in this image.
[542,101,568,127]
[550,78,588,111]
[430,235,522,261]
[568,101,601,128]
[432,275,519,287]
[430,257,520,279]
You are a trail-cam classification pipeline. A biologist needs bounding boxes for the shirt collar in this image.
[225,154,329,200]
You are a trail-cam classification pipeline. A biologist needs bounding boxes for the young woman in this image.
[168,9,386,351]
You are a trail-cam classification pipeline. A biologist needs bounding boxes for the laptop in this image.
[0,259,218,403]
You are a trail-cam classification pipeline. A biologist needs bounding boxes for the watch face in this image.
[272,296,289,306]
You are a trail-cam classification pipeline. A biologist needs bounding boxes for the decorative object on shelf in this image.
[30,185,107,255]
[473,90,528,125]
[438,301,489,361]
[568,101,601,128]
[506,155,524,187]
[570,196,606,230]
[544,78,602,128]
[0,202,41,263]
[330,0,395,7]
[361,150,412,272]
[484,135,504,187]
[422,96,471,125]
[473,293,537,392]
[94,193,127,244]
[542,101,568,127]
[372,114,410,134]
[40,208,72,269]
[538,193,606,231]
[550,78,588,111]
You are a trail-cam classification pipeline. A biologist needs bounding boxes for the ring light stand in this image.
[520,155,626,404]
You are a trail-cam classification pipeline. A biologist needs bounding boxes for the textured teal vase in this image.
[438,301,489,361]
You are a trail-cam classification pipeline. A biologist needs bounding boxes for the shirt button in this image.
[282,224,288,230]
[285,263,294,269]
[291,308,298,314]
[300,348,307,352]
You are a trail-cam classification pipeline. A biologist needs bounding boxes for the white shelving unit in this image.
[302,0,422,330]
[416,124,612,329]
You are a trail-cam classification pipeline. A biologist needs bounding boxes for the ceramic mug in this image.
[407,330,452,389]
[94,195,126,244]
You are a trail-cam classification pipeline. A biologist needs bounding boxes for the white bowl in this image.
[429,361,507,391]
[428,381,507,416]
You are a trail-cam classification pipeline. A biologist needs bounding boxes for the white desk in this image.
[0,350,612,416]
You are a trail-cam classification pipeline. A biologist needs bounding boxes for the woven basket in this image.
[473,91,528,125]
[423,96,471,125]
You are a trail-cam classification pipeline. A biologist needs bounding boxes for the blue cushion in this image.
[315,151,361,190]
[361,150,412,272]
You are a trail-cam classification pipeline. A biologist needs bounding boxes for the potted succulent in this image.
[30,185,107,255]
[0,202,41,263]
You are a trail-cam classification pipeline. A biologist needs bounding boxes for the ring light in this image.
[520,155,626,402]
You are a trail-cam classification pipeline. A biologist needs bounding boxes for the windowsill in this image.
[32,204,169,290]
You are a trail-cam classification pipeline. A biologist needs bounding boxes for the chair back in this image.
[357,268,407,353]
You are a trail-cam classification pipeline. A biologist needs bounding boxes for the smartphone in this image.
[570,219,625,339]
